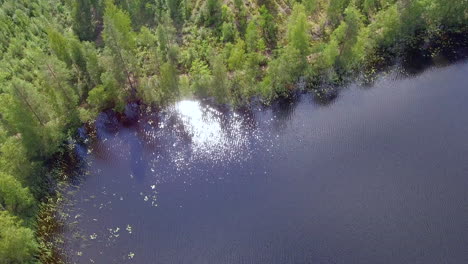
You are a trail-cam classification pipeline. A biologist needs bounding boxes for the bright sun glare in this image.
[175,100,249,163]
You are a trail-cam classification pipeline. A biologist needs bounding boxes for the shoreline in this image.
[44,55,468,263]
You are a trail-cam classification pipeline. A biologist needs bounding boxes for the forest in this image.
[0,0,466,262]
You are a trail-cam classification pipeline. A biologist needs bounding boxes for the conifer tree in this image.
[102,0,137,96]
[72,0,97,41]
[288,3,310,57]
[0,211,38,264]
[211,55,229,103]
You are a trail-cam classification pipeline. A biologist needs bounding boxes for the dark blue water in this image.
[61,60,468,264]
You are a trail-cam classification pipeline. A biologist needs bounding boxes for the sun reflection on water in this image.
[176,100,223,149]
[174,100,250,164]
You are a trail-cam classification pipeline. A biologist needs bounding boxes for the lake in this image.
[60,56,468,263]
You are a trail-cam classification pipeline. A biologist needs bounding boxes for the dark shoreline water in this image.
[57,55,468,264]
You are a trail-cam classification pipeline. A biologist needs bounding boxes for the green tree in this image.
[287,3,310,56]
[245,19,263,53]
[47,29,72,67]
[233,0,248,34]
[303,0,318,14]
[327,0,351,25]
[102,0,137,95]
[362,0,379,16]
[87,72,122,110]
[0,173,35,217]
[166,0,182,23]
[0,211,38,264]
[398,0,425,44]
[228,40,246,70]
[267,46,304,96]
[4,78,49,128]
[258,5,277,48]
[83,42,104,87]
[210,55,229,103]
[0,136,35,184]
[368,3,401,48]
[221,22,236,43]
[71,0,97,41]
[155,20,177,63]
[39,55,80,115]
[257,0,275,10]
[68,38,93,99]
[429,0,468,27]
[320,37,340,69]
[190,59,212,97]
[0,79,56,158]
[200,0,222,28]
[327,3,364,71]
[115,0,155,28]
[157,61,179,104]
[179,0,193,22]
[230,70,255,106]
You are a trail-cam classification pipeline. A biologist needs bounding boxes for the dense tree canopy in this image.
[0,0,466,262]
[0,211,38,264]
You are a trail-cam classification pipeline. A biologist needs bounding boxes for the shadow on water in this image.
[401,32,468,75]
[312,86,339,106]
[270,94,300,129]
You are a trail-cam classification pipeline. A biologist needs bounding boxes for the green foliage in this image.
[0,77,66,159]
[82,42,103,87]
[303,0,318,13]
[320,37,340,69]
[0,173,36,218]
[221,22,236,43]
[398,0,426,42]
[155,20,178,63]
[0,211,38,264]
[335,4,365,70]
[71,0,99,41]
[287,3,310,56]
[220,5,237,43]
[362,0,379,16]
[227,40,246,70]
[87,84,109,109]
[40,55,80,114]
[190,59,212,97]
[47,29,72,67]
[327,0,352,25]
[267,46,304,96]
[230,70,254,106]
[245,19,264,53]
[428,0,468,27]
[0,136,35,184]
[115,0,156,28]
[0,1,467,261]
[102,0,137,92]
[166,0,183,23]
[211,55,229,103]
[233,0,248,34]
[368,3,401,48]
[200,0,222,28]
[138,76,159,104]
[179,0,192,22]
[87,71,123,110]
[320,3,365,73]
[157,61,179,104]
[258,5,277,48]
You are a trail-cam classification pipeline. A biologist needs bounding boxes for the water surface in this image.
[62,59,468,264]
